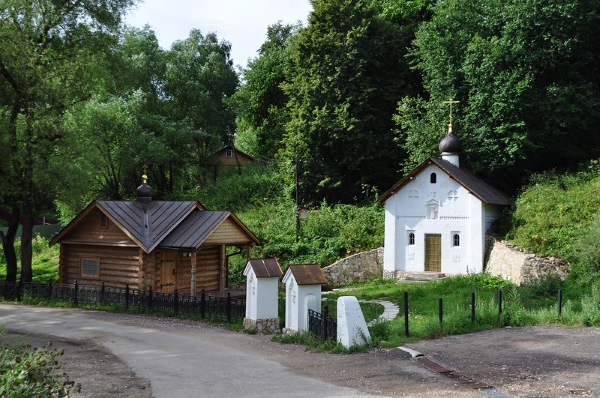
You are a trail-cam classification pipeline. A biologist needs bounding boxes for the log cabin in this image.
[50,177,260,296]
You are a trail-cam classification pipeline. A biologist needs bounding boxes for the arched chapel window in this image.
[453,234,460,247]
[430,173,437,184]
[408,232,415,245]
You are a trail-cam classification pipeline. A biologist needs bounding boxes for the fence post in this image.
[73,280,79,306]
[323,304,329,340]
[200,289,206,319]
[558,289,563,318]
[17,280,23,301]
[100,281,105,304]
[439,298,443,327]
[125,284,130,311]
[174,289,179,315]
[226,292,232,323]
[498,290,503,316]
[471,292,476,323]
[148,286,153,311]
[404,291,409,338]
[47,280,53,300]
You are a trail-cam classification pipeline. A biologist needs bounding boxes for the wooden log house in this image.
[50,177,260,296]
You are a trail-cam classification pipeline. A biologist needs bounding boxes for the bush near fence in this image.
[0,281,245,324]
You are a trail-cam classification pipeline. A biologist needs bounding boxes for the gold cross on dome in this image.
[443,98,460,126]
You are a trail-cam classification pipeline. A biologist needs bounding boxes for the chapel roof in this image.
[283,264,327,285]
[244,258,283,278]
[377,157,512,206]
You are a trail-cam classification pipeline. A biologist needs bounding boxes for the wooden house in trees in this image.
[212,143,255,179]
[50,177,260,296]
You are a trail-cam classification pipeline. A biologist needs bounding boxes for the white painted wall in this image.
[283,274,322,332]
[383,164,497,274]
[243,266,279,320]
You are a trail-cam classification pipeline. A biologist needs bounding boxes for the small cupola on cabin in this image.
[439,98,462,167]
[136,174,153,204]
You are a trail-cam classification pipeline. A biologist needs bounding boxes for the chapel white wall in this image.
[383,164,494,275]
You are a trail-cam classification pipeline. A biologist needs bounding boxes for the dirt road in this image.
[1,304,598,397]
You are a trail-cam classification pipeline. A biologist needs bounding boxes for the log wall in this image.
[60,244,141,288]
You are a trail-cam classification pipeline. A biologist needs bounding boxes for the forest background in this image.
[1,0,599,288]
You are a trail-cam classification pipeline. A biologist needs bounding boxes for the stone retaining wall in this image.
[322,247,383,290]
[485,236,570,285]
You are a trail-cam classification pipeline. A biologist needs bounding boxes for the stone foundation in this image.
[485,236,570,285]
[243,317,280,334]
[322,247,384,290]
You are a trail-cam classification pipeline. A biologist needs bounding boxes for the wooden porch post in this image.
[246,244,253,261]
[191,251,197,297]
[219,245,226,295]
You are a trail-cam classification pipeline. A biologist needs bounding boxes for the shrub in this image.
[0,336,78,397]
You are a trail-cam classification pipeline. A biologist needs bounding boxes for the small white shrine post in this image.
[243,258,283,333]
[282,264,327,334]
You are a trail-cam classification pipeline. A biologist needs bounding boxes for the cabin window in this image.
[81,258,99,278]
[430,173,437,184]
[453,233,460,247]
[100,214,108,228]
[226,149,233,158]
[407,232,415,245]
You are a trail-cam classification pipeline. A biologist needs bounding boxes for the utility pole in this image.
[295,159,300,243]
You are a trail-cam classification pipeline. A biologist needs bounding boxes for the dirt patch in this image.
[407,326,600,397]
[3,331,152,398]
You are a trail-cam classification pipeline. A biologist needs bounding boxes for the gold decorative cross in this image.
[142,165,148,184]
[443,98,460,125]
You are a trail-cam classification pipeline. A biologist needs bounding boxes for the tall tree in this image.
[233,22,299,159]
[0,0,136,282]
[398,0,600,192]
[165,30,239,188]
[282,0,420,204]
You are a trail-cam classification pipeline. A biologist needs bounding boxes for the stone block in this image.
[337,296,371,349]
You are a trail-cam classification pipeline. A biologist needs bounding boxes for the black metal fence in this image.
[0,280,245,324]
[308,305,337,341]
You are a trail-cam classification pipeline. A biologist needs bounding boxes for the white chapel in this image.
[377,105,511,276]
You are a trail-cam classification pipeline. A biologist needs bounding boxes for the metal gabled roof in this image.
[51,199,260,253]
[96,200,199,253]
[377,157,512,206]
[244,258,283,278]
[158,210,228,250]
[283,264,327,285]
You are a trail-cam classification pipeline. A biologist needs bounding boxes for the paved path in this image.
[0,304,381,398]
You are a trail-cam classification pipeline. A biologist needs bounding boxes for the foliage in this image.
[0,236,59,282]
[0,337,78,397]
[233,23,299,159]
[569,209,600,288]
[281,0,423,204]
[401,0,600,193]
[0,0,137,282]
[197,162,287,212]
[506,162,600,260]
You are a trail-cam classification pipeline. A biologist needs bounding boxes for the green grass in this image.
[323,274,600,347]
[0,235,60,282]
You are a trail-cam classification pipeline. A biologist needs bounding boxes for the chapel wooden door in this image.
[425,234,442,272]
[160,251,178,293]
